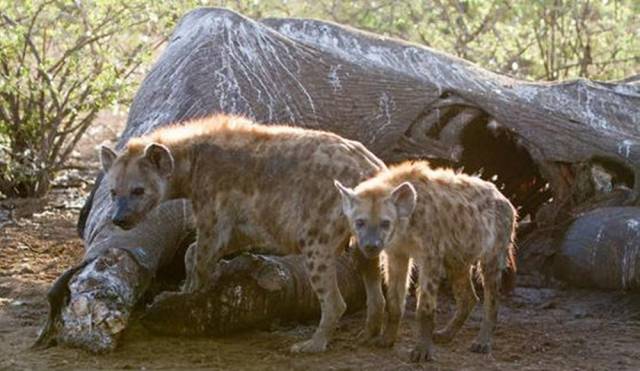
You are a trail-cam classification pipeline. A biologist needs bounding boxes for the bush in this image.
[0,1,176,197]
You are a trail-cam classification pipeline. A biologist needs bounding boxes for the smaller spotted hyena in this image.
[335,161,516,362]
[99,115,386,353]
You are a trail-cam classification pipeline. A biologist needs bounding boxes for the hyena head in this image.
[334,180,417,259]
[99,143,174,230]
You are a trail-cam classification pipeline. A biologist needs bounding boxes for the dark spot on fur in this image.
[306,250,313,258]
[299,239,306,248]
[316,287,326,295]
[308,228,319,239]
[318,197,336,216]
[318,233,329,244]
[317,263,327,273]
[311,275,320,284]
[306,261,315,270]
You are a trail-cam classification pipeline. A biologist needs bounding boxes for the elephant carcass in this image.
[37,8,640,352]
[553,207,640,290]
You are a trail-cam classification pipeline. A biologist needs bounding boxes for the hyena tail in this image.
[500,242,517,295]
[498,200,518,295]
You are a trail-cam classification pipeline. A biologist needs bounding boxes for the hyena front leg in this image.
[183,213,232,293]
[291,242,346,353]
[471,256,501,353]
[182,242,197,292]
[353,246,385,342]
[434,265,478,344]
[375,252,410,348]
[410,261,443,362]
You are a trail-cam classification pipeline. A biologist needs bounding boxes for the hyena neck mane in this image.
[357,161,469,196]
[125,114,310,199]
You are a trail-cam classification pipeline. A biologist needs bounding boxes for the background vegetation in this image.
[0,0,638,197]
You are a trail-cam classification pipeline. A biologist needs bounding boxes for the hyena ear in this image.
[100,145,117,173]
[391,182,417,219]
[144,143,174,177]
[334,180,357,215]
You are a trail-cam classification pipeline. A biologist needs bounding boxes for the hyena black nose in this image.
[364,239,383,252]
[112,215,133,230]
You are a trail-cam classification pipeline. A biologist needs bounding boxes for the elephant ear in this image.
[391,182,417,219]
[100,145,118,173]
[144,143,174,178]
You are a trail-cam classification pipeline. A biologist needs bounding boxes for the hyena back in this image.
[99,115,387,353]
[336,161,517,362]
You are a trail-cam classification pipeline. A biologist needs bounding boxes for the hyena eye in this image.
[380,220,391,230]
[110,189,116,199]
[355,219,365,229]
[131,187,145,196]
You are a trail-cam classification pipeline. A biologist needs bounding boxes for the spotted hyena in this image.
[335,161,517,362]
[99,114,387,353]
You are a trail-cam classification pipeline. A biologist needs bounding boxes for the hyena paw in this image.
[181,279,196,293]
[357,326,381,345]
[469,340,492,354]
[290,338,328,353]
[372,335,395,348]
[181,278,208,293]
[433,329,454,344]
[409,344,436,362]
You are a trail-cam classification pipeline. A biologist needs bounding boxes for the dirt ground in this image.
[2,113,640,370]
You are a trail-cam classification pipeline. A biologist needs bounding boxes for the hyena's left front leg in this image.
[375,251,410,348]
[184,213,232,293]
[410,261,443,362]
[353,246,385,342]
[291,243,346,353]
[182,242,197,292]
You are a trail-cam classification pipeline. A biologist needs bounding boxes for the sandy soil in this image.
[2,112,640,370]
[2,198,640,370]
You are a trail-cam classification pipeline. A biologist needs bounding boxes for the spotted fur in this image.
[100,114,386,353]
[337,161,517,362]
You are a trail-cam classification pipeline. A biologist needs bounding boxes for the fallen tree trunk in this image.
[38,8,640,353]
[142,252,365,336]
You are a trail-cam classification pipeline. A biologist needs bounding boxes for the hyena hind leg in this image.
[470,256,501,354]
[291,244,346,353]
[434,266,478,344]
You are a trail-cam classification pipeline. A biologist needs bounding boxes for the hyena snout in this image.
[111,199,140,230]
[359,235,384,258]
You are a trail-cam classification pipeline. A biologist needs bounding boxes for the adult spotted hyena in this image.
[335,161,517,362]
[99,115,386,353]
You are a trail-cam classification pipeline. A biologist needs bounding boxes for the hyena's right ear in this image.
[334,180,357,215]
[391,182,417,219]
[100,145,117,173]
[144,143,174,178]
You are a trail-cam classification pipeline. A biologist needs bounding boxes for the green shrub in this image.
[0,0,177,197]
